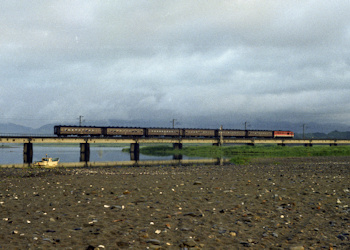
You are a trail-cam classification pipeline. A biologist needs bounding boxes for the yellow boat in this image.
[34,154,60,167]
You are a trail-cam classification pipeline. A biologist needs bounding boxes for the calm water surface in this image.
[0,145,183,164]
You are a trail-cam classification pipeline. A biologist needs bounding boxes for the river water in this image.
[0,145,182,165]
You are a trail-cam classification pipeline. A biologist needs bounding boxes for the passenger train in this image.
[54,125,294,138]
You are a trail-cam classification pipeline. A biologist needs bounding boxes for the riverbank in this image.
[140,145,350,164]
[0,156,349,249]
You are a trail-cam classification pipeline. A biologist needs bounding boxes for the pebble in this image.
[337,233,349,241]
[289,246,305,250]
[240,242,252,247]
[180,237,197,247]
[147,239,161,245]
[230,232,237,237]
[110,205,124,210]
[183,212,199,217]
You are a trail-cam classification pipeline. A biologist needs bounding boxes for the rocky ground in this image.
[0,157,349,249]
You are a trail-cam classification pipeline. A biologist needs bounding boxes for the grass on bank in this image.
[139,144,350,164]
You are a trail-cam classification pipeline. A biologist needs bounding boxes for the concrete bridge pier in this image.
[173,143,183,160]
[215,158,225,166]
[173,154,183,160]
[173,143,183,150]
[130,143,140,161]
[80,143,90,162]
[23,143,33,163]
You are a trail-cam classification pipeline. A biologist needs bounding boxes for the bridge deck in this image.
[1,136,350,145]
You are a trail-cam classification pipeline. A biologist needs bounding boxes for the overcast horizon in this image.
[1,1,350,131]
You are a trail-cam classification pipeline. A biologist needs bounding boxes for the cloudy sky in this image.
[1,1,350,131]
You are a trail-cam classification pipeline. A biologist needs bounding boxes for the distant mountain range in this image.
[0,123,54,135]
[1,121,350,139]
[294,131,350,139]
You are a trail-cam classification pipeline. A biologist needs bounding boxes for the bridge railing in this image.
[0,133,55,137]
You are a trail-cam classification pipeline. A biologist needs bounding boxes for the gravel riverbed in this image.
[0,157,349,249]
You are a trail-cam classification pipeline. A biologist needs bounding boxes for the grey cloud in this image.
[1,0,350,130]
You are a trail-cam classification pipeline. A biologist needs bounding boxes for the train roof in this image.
[54,125,293,132]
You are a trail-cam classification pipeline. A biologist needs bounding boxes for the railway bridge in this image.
[1,136,350,163]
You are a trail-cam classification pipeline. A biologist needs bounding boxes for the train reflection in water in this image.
[0,158,230,168]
